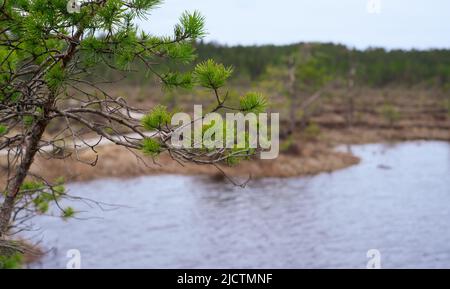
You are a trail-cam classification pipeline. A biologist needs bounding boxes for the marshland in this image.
[0,0,449,269]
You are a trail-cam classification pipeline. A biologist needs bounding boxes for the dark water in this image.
[28,141,450,268]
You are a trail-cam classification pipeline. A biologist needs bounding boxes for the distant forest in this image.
[101,41,450,89]
[194,41,450,88]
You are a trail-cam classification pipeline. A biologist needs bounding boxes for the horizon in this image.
[195,40,450,52]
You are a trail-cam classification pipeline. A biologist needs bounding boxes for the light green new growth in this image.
[194,59,233,89]
[240,92,268,113]
[21,180,67,215]
[62,207,76,219]
[176,11,206,39]
[141,138,162,157]
[141,105,171,130]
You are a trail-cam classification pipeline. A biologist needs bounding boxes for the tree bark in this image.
[0,117,49,237]
[0,22,84,238]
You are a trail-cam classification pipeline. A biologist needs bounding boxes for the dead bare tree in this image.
[285,44,330,135]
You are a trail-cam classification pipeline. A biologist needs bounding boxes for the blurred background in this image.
[23,0,450,269]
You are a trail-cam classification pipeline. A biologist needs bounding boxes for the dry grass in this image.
[0,141,358,186]
[1,86,449,186]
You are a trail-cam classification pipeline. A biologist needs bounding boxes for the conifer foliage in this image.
[0,0,266,256]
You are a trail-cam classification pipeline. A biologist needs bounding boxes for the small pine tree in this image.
[0,0,267,253]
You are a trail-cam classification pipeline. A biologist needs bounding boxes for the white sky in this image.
[136,0,450,50]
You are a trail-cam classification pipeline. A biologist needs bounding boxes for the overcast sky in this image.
[136,0,450,50]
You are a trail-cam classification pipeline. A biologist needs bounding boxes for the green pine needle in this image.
[141,105,171,130]
[177,10,206,39]
[194,59,233,89]
[62,207,76,219]
[141,138,162,157]
[0,125,7,135]
[240,92,268,113]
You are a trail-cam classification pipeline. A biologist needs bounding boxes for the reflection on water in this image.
[28,141,450,268]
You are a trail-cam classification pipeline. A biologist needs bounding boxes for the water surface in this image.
[29,141,450,268]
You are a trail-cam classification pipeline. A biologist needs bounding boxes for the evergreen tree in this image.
[0,0,266,256]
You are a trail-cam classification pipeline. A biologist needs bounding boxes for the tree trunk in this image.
[287,57,297,135]
[0,25,83,238]
[0,118,48,237]
[346,94,354,128]
[288,97,298,135]
[0,20,85,239]
[447,94,450,116]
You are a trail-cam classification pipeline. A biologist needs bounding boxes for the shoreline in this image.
[3,128,448,268]
[2,126,448,187]
[1,85,448,186]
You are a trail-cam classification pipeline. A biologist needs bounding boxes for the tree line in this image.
[194,41,450,88]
